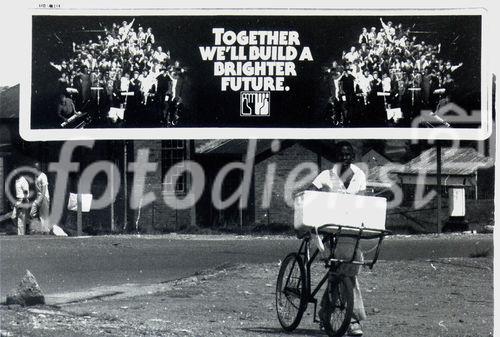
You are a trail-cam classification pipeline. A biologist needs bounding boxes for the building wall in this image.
[398,167,495,204]
[477,167,495,199]
[386,198,493,234]
[194,154,251,227]
[0,123,12,144]
[320,157,334,171]
[0,156,4,213]
[254,143,320,227]
[132,140,193,233]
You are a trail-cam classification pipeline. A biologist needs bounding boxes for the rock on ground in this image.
[5,270,45,306]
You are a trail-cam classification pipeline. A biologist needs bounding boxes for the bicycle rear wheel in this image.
[275,253,307,331]
[322,276,354,337]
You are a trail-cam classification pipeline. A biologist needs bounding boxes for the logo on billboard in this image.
[240,91,271,117]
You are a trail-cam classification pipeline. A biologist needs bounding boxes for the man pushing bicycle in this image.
[310,140,366,336]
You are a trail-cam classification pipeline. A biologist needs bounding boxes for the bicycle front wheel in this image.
[275,253,307,331]
[322,276,354,337]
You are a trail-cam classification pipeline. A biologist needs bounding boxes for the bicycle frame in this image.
[294,224,391,322]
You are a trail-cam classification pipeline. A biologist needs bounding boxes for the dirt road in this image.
[0,256,493,337]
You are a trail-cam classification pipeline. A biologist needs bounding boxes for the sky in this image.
[0,3,23,87]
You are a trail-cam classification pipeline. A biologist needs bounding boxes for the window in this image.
[161,140,186,194]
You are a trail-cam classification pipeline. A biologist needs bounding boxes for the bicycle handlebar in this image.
[316,223,392,237]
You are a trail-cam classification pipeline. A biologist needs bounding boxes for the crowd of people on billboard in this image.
[323,18,463,127]
[49,19,188,128]
[45,17,467,129]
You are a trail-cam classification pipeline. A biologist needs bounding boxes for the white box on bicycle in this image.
[293,191,387,231]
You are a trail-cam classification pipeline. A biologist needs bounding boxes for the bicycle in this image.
[276,224,390,337]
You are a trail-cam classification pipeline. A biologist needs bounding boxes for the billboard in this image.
[22,8,491,140]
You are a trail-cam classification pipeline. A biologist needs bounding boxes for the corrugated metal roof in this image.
[361,149,390,170]
[0,143,13,155]
[0,85,19,119]
[367,163,400,186]
[398,147,494,176]
[195,139,278,156]
[195,139,234,154]
[196,139,344,155]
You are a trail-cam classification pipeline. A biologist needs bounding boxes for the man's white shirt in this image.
[35,173,50,201]
[312,163,366,194]
[15,176,29,199]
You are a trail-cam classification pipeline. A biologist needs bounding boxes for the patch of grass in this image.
[469,248,492,258]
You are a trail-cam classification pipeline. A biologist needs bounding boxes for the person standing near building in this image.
[30,162,51,233]
[311,141,367,336]
[11,173,30,235]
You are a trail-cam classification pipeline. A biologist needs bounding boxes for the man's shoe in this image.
[347,321,363,336]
